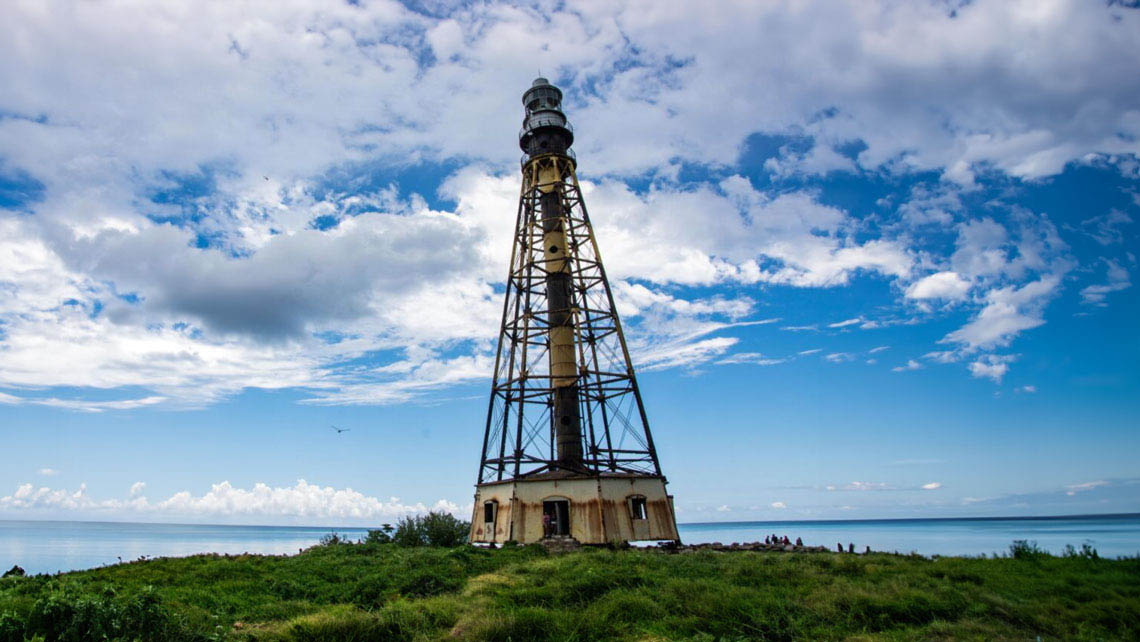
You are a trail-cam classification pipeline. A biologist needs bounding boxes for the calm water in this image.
[678,514,1140,558]
[2,514,1138,575]
[0,521,371,575]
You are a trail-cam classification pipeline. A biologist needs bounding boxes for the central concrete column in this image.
[538,162,583,469]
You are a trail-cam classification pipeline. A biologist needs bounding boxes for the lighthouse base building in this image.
[471,475,678,545]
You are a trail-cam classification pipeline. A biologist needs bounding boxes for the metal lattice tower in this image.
[477,78,664,484]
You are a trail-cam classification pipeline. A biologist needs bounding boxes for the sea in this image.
[2,514,1138,575]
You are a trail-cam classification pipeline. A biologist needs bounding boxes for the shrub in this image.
[1009,540,1049,561]
[393,516,428,547]
[0,611,24,642]
[365,527,393,545]
[392,512,470,547]
[318,532,348,547]
[22,587,189,642]
[1062,543,1100,560]
[422,512,469,547]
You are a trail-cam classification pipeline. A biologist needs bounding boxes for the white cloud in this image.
[828,481,892,492]
[824,352,854,363]
[1,392,169,413]
[798,348,822,355]
[770,501,787,509]
[868,346,890,354]
[825,480,941,492]
[968,354,1016,383]
[905,271,971,301]
[717,352,786,366]
[1080,260,1130,306]
[37,468,57,477]
[716,504,730,512]
[1017,385,1037,394]
[0,0,1131,409]
[1080,209,1132,246]
[892,359,923,372]
[943,275,1063,351]
[0,479,463,524]
[1065,480,1108,496]
[828,318,862,328]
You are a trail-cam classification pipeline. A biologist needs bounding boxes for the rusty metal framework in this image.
[477,152,663,483]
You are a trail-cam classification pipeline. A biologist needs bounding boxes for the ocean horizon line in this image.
[3,511,1138,533]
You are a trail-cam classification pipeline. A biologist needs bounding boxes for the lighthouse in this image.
[470,78,680,546]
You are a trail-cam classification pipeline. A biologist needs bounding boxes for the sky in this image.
[0,0,1138,527]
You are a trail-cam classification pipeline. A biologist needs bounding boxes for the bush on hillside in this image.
[422,512,469,547]
[1009,539,1048,561]
[392,512,469,547]
[365,524,395,545]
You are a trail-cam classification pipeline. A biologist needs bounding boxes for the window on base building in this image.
[483,501,497,524]
[629,496,647,520]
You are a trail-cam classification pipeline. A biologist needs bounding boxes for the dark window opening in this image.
[629,496,647,520]
[483,501,497,524]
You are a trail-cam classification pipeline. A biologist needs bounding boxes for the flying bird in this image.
[331,425,350,435]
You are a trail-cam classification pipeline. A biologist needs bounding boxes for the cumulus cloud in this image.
[0,0,1133,409]
[943,276,1063,351]
[968,354,1016,383]
[37,468,58,477]
[921,482,942,490]
[770,501,787,510]
[0,479,463,524]
[906,271,971,301]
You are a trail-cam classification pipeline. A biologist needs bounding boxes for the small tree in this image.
[365,529,391,545]
[391,512,470,547]
[393,515,427,547]
[422,511,469,547]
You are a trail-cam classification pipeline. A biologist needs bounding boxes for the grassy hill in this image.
[1,540,1138,641]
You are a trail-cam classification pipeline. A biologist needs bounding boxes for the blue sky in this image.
[0,0,1137,525]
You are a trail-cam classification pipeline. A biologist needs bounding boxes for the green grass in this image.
[2,542,1138,641]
